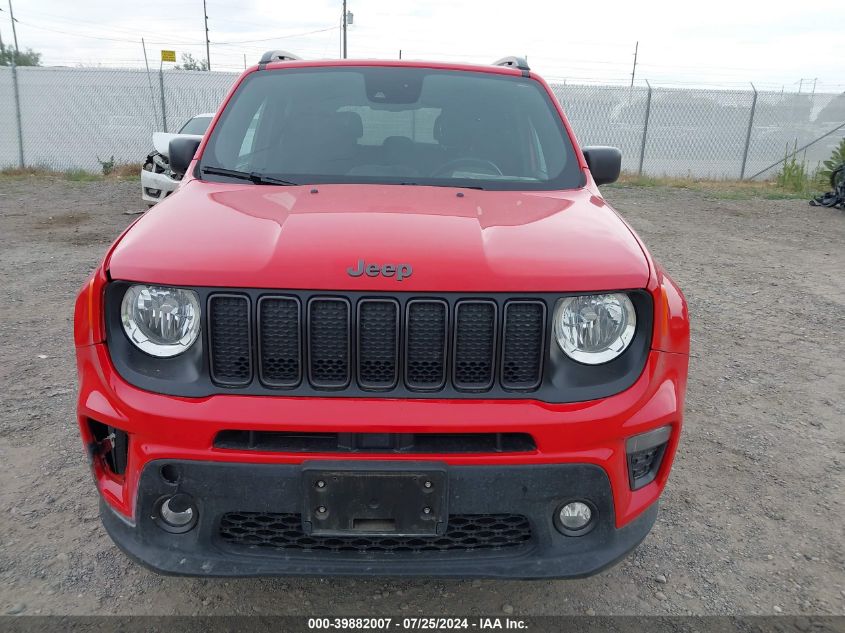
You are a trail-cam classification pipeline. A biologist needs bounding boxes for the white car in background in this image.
[141,113,214,205]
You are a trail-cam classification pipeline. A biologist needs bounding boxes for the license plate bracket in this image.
[301,464,448,536]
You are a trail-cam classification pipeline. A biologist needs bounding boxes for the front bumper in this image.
[102,460,657,578]
[76,342,687,577]
[140,168,179,204]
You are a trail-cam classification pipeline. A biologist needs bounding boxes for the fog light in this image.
[555,500,596,536]
[560,502,591,529]
[155,493,197,533]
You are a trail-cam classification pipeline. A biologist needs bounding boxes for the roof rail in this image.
[258,50,301,69]
[492,56,530,72]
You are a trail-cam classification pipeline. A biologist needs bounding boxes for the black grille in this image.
[219,513,532,553]
[258,297,301,387]
[308,299,350,388]
[501,301,546,389]
[208,295,252,385]
[357,300,399,389]
[214,430,536,453]
[405,300,448,389]
[206,293,550,394]
[453,301,497,390]
[629,444,667,487]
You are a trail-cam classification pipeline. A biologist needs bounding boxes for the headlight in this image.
[553,293,636,365]
[120,285,201,357]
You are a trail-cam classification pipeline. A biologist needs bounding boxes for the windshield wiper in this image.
[201,165,299,186]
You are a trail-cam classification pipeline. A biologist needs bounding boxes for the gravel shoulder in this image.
[0,177,842,616]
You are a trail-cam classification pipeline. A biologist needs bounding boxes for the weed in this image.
[96,155,116,176]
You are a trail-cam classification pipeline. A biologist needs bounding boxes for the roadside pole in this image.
[638,80,652,176]
[7,0,24,167]
[159,59,168,132]
[141,38,161,131]
[739,83,758,180]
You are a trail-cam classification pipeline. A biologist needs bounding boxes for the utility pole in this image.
[342,0,348,59]
[630,41,638,87]
[141,38,160,131]
[8,0,19,51]
[203,0,211,70]
[6,0,24,167]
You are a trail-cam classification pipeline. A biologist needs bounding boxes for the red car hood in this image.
[109,182,650,292]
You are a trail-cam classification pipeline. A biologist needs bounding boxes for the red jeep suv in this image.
[74,53,689,578]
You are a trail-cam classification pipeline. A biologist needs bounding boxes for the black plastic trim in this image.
[207,294,253,387]
[213,430,537,454]
[256,295,303,389]
[100,460,658,578]
[626,426,672,490]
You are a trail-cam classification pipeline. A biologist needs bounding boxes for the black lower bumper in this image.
[101,460,657,579]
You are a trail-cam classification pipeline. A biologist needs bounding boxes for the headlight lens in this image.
[120,285,201,357]
[553,293,636,364]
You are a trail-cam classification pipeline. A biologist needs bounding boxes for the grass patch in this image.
[1,163,141,182]
[610,172,811,200]
[63,168,102,182]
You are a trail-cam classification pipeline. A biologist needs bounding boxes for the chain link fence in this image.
[1,65,843,178]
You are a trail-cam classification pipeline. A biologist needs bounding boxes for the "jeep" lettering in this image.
[347,259,413,281]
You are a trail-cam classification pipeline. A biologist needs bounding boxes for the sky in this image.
[3,0,844,92]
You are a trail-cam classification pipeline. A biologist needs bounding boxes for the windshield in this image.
[179,115,212,135]
[199,67,583,191]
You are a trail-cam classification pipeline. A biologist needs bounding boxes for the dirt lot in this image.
[0,177,842,617]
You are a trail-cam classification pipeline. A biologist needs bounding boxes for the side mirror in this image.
[169,137,202,177]
[582,146,622,186]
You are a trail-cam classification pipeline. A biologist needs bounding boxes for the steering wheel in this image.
[431,157,503,178]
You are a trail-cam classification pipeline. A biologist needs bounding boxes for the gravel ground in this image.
[0,177,842,617]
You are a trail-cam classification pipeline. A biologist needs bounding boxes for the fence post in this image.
[10,60,24,167]
[637,80,652,176]
[158,67,168,131]
[740,82,758,180]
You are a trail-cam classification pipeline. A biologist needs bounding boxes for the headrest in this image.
[433,110,479,149]
[336,110,363,139]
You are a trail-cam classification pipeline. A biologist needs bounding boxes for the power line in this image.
[15,19,205,45]
[214,25,338,45]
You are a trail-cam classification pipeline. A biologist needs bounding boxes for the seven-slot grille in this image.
[207,294,547,393]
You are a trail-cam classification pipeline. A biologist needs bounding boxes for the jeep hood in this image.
[108,182,650,292]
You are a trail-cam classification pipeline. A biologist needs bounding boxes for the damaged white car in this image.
[141,113,213,205]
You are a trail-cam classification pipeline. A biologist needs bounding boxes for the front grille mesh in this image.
[207,294,548,392]
[308,299,350,387]
[358,300,399,388]
[501,302,545,389]
[453,301,497,390]
[258,297,300,386]
[208,296,251,385]
[219,512,532,553]
[405,301,447,389]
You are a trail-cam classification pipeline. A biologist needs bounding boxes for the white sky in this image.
[4,0,844,92]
